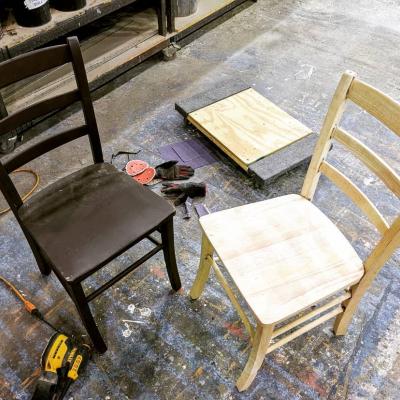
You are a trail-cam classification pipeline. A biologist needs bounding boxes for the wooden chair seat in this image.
[200,194,364,324]
[19,162,175,283]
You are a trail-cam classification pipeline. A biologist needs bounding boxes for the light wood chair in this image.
[189,71,400,391]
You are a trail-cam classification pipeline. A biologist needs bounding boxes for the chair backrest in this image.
[302,71,400,280]
[0,36,103,216]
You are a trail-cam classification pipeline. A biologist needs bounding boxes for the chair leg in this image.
[333,284,363,336]
[236,324,274,392]
[189,233,214,300]
[69,283,107,353]
[160,218,182,291]
[23,228,51,275]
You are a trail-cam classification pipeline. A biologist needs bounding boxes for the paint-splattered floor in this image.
[1,0,400,399]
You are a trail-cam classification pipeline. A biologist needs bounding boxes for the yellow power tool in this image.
[31,333,91,400]
[0,275,91,400]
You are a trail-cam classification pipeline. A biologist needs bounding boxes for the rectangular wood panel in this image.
[188,88,312,170]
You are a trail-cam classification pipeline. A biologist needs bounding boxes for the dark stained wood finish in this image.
[69,282,107,353]
[3,126,88,173]
[0,38,181,353]
[161,218,181,290]
[68,37,104,164]
[0,45,70,88]
[0,90,80,137]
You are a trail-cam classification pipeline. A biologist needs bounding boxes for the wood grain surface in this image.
[199,194,364,324]
[188,88,312,170]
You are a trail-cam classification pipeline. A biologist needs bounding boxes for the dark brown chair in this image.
[0,37,181,353]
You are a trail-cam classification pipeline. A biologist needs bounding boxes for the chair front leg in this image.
[160,218,182,291]
[190,233,214,300]
[68,282,107,353]
[334,282,364,336]
[236,323,274,392]
[22,227,51,275]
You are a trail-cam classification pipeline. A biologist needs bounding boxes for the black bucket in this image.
[50,0,86,12]
[14,0,51,27]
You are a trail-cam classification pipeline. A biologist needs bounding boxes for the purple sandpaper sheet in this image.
[159,138,218,169]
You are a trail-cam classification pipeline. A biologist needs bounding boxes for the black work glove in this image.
[155,160,194,180]
[161,182,207,198]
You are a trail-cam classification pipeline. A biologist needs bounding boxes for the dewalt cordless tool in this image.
[0,275,91,400]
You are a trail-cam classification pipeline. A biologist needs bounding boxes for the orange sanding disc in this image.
[133,167,156,185]
[126,160,148,176]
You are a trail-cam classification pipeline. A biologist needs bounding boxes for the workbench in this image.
[0,0,252,115]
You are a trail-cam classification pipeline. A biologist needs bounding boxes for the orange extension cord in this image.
[0,274,61,332]
[0,168,40,215]
[0,275,38,314]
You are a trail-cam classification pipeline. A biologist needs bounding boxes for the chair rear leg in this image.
[190,233,214,300]
[69,283,107,353]
[161,218,182,291]
[236,324,274,392]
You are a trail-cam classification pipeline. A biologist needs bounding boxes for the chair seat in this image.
[200,194,364,324]
[19,163,174,283]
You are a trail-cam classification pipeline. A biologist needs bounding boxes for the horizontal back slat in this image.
[0,45,70,89]
[333,127,400,198]
[0,90,80,137]
[320,161,389,234]
[4,126,88,173]
[348,79,400,138]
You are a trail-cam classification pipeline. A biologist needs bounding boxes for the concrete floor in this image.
[1,0,400,398]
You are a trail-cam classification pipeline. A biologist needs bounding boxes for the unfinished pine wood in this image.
[302,73,400,336]
[334,215,400,335]
[189,233,214,300]
[301,71,356,199]
[190,72,400,391]
[348,79,400,138]
[271,292,350,339]
[209,256,255,339]
[319,161,389,234]
[236,324,274,392]
[267,306,343,354]
[332,127,400,197]
[200,194,364,324]
[188,88,313,170]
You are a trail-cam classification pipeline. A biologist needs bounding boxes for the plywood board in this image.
[187,88,313,170]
